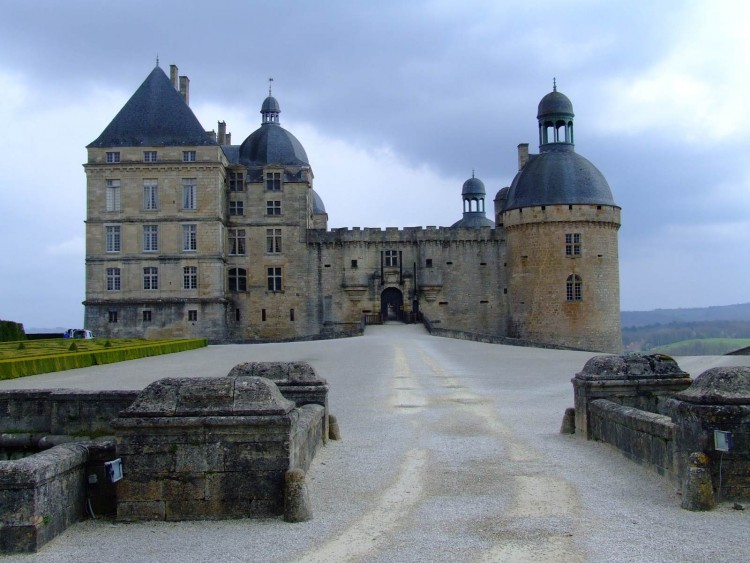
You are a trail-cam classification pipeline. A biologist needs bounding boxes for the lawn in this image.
[0,338,207,379]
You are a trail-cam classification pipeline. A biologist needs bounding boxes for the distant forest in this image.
[621,303,750,354]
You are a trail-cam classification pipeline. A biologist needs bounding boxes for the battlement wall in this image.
[308,225,502,244]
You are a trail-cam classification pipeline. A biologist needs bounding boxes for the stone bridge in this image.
[1,324,749,561]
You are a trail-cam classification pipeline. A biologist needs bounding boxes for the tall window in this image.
[106,180,120,212]
[143,179,158,210]
[106,152,120,163]
[228,228,246,255]
[229,201,244,216]
[228,268,247,291]
[108,311,118,323]
[565,233,581,256]
[105,225,121,252]
[183,150,196,162]
[229,171,244,192]
[266,228,282,254]
[106,267,121,291]
[566,274,582,302]
[385,250,398,267]
[182,178,197,210]
[267,267,282,292]
[266,200,281,215]
[182,224,197,251]
[143,225,158,252]
[144,267,159,290]
[143,310,152,322]
[265,171,281,191]
[183,266,197,289]
[143,151,157,162]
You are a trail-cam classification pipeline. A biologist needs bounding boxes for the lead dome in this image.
[239,95,309,166]
[504,86,616,212]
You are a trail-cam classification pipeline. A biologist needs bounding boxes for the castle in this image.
[83,64,622,353]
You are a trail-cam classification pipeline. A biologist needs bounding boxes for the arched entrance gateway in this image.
[380,287,404,322]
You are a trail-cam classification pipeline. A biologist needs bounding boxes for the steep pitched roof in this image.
[88,66,215,148]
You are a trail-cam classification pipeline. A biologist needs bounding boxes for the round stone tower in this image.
[500,85,622,353]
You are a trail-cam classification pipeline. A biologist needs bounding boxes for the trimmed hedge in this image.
[0,320,25,342]
[0,339,207,380]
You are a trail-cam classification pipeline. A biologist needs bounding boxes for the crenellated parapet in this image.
[307,225,501,245]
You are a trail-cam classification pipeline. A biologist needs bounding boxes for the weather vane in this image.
[268,77,274,96]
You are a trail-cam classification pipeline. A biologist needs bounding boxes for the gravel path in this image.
[2,325,748,562]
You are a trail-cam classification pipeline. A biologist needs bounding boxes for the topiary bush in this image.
[0,320,26,342]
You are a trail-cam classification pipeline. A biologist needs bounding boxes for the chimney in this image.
[517,143,529,171]
[170,64,179,90]
[207,130,217,143]
[179,75,190,106]
[226,132,231,144]
[218,121,227,144]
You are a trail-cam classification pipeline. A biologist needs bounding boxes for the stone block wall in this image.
[112,375,325,521]
[0,438,116,553]
[589,399,676,477]
[0,389,138,436]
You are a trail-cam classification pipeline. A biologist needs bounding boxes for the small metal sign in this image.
[714,430,733,452]
[105,458,124,483]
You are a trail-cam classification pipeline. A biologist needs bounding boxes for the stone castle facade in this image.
[84,64,622,352]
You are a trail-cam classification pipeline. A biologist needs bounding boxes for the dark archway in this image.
[381,287,404,322]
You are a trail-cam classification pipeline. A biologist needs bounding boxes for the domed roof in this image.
[504,146,615,211]
[238,94,309,167]
[451,215,495,229]
[537,89,574,119]
[462,176,486,196]
[312,189,326,214]
[494,187,509,201]
[239,125,309,166]
[261,95,280,114]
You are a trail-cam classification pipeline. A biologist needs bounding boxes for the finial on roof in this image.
[268,77,274,96]
[156,54,160,67]
[472,169,475,179]
[553,77,557,92]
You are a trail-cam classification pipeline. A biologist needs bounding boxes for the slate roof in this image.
[504,146,616,211]
[239,122,310,166]
[88,66,216,148]
[451,214,495,228]
[238,94,310,167]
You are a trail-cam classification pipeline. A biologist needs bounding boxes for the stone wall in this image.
[0,438,117,553]
[505,204,622,353]
[589,399,675,477]
[112,374,326,521]
[0,389,138,436]
[571,358,750,508]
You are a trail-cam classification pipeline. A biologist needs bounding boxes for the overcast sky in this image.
[1,0,748,329]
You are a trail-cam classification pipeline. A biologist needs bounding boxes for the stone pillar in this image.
[572,354,691,439]
[227,362,329,447]
[667,367,750,504]
[112,376,307,521]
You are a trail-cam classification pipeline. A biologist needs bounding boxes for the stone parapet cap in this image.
[118,377,295,418]
[575,354,690,381]
[227,362,327,386]
[674,366,750,405]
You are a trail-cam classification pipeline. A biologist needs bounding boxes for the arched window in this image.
[566,274,582,302]
[228,268,247,292]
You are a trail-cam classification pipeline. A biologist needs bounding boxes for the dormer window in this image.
[266,171,281,191]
